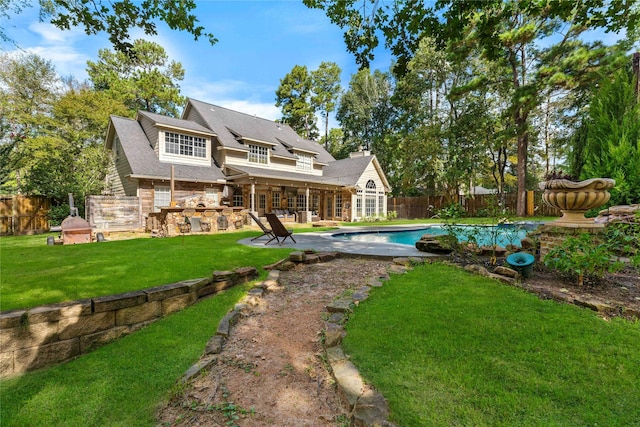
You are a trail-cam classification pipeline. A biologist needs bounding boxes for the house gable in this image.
[183,98,334,176]
[137,111,216,168]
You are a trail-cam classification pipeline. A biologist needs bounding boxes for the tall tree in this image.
[87,39,185,116]
[337,68,396,174]
[306,0,639,215]
[2,0,216,54]
[0,52,60,193]
[275,65,318,140]
[581,65,640,205]
[311,61,342,149]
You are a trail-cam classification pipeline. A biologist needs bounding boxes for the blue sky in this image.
[1,0,392,125]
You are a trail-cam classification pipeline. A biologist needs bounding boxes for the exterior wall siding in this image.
[139,115,160,155]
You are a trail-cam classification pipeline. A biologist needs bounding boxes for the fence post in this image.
[526,190,534,217]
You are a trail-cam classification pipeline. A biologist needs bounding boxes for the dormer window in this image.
[248,144,269,164]
[165,132,206,158]
[296,153,312,171]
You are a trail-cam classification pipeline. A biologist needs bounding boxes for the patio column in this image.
[250,182,255,212]
[305,187,310,211]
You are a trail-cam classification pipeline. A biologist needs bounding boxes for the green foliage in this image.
[544,232,625,286]
[337,68,396,162]
[310,61,342,145]
[605,219,640,267]
[87,39,186,116]
[580,66,640,205]
[275,65,318,140]
[6,0,217,55]
[437,202,466,219]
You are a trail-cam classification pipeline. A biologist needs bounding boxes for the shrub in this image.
[544,232,624,286]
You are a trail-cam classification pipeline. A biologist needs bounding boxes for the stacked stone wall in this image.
[0,267,258,378]
[538,225,605,259]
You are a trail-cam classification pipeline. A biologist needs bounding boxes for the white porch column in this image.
[250,182,255,212]
[305,187,310,211]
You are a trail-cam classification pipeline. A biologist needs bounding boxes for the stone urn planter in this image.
[539,178,615,227]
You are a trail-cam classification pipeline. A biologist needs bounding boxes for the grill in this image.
[61,216,92,244]
[217,214,228,231]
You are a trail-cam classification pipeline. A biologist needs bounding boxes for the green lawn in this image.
[1,283,250,426]
[343,262,640,426]
[0,231,294,311]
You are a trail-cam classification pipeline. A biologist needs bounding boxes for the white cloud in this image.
[11,22,96,80]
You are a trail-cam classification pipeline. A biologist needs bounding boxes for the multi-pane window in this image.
[297,193,307,210]
[312,194,319,212]
[327,196,333,218]
[365,180,377,217]
[356,190,363,218]
[296,153,312,171]
[165,132,206,158]
[248,144,269,164]
[378,195,385,216]
[259,194,266,210]
[233,193,244,207]
[287,195,295,210]
[154,186,171,212]
[335,194,342,218]
[272,192,281,209]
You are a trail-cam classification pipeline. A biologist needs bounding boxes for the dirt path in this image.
[157,258,391,427]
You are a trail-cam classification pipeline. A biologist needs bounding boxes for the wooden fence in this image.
[388,191,561,219]
[0,195,51,236]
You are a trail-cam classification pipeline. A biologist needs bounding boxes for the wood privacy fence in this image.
[0,195,51,236]
[388,191,561,219]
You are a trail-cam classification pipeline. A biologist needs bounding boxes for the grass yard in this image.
[343,262,640,426]
[0,231,295,311]
[1,282,250,426]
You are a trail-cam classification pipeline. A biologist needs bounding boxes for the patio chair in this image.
[248,211,275,241]
[265,213,296,245]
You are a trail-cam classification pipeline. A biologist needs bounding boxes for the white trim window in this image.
[272,192,281,209]
[297,193,307,210]
[233,193,244,207]
[165,132,206,158]
[365,180,377,217]
[154,186,171,212]
[335,194,342,218]
[248,144,269,164]
[296,153,312,171]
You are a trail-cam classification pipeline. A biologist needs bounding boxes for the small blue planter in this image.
[506,252,535,278]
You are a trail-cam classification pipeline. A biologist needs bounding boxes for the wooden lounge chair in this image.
[265,213,296,245]
[248,211,274,241]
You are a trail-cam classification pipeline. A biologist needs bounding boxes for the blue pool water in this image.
[332,224,536,248]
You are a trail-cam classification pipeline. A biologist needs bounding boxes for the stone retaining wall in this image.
[537,225,605,259]
[0,267,258,378]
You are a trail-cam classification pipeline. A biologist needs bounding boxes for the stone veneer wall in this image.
[0,267,258,378]
[537,224,605,259]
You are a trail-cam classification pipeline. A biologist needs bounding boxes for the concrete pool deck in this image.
[237,224,441,258]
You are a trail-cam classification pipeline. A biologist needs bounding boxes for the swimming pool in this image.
[332,224,537,248]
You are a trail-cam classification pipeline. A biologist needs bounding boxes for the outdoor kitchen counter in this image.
[154,206,248,236]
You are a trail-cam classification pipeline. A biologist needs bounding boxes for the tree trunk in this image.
[516,126,528,217]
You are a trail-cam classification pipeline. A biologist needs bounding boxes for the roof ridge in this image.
[188,97,284,127]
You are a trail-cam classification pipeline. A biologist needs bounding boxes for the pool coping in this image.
[237,224,442,258]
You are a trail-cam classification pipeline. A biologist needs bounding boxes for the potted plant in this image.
[539,170,615,227]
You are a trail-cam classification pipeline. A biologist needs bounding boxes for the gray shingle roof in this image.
[226,155,377,188]
[137,111,215,136]
[185,98,335,165]
[110,115,226,183]
[322,156,375,187]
